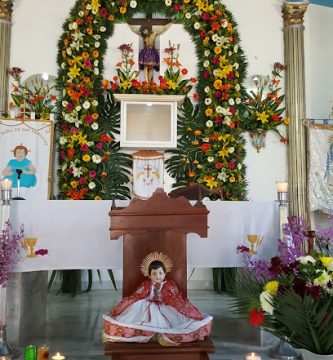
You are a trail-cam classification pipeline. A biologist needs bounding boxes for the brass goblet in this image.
[26,237,37,258]
[247,234,259,255]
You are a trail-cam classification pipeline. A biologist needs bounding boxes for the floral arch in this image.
[57,0,247,200]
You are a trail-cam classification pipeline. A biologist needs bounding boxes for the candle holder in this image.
[0,190,12,206]
[11,170,25,201]
[0,325,17,359]
[276,181,289,207]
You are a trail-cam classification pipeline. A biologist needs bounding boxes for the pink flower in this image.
[66,103,73,111]
[80,144,89,151]
[100,7,108,17]
[96,142,103,149]
[89,170,97,178]
[173,3,181,11]
[79,177,86,185]
[84,60,92,68]
[85,114,93,124]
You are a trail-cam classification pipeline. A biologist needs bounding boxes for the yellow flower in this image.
[72,55,83,66]
[205,108,213,116]
[68,64,80,78]
[218,147,229,158]
[229,176,235,183]
[284,117,290,125]
[219,65,233,79]
[94,196,102,200]
[218,134,230,142]
[219,55,227,66]
[121,80,131,90]
[82,154,91,162]
[91,0,101,11]
[256,111,269,124]
[120,6,127,14]
[214,79,222,89]
[167,80,178,90]
[264,281,279,295]
[203,37,210,46]
[320,256,333,268]
[204,176,218,190]
[214,46,222,55]
[70,181,78,189]
[184,0,190,3]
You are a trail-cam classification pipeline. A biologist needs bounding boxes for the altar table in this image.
[5,200,280,272]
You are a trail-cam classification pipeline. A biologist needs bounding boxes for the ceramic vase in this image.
[299,349,333,360]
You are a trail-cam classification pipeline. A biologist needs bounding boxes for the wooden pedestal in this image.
[104,337,215,360]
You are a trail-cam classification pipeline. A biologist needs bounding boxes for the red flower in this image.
[67,148,75,158]
[280,137,288,143]
[209,135,218,141]
[201,143,211,152]
[215,115,222,123]
[173,3,181,11]
[181,68,188,75]
[271,114,281,122]
[249,308,264,326]
[203,71,210,80]
[199,31,206,39]
[228,161,235,169]
[101,134,113,143]
[100,7,108,17]
[215,162,222,169]
[192,93,199,101]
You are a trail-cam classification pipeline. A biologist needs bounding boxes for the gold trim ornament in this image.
[140,251,173,277]
[0,0,12,22]
[283,2,308,27]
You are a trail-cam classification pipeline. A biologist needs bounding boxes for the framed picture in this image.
[0,118,54,199]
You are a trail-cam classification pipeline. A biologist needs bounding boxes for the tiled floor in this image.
[12,289,295,359]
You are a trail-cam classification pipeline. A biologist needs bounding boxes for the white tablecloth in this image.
[5,200,280,271]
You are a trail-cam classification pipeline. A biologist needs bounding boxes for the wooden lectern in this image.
[104,188,215,360]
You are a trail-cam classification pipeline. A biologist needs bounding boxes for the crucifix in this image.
[128,13,174,83]
[143,163,152,178]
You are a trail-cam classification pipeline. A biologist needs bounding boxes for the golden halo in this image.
[140,251,173,277]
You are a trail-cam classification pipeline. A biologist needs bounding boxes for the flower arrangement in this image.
[242,62,289,142]
[105,42,197,95]
[234,217,333,355]
[8,67,57,118]
[0,221,24,287]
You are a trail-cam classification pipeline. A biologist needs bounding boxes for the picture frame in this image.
[0,118,54,199]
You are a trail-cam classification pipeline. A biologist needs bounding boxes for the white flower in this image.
[130,0,137,8]
[204,50,210,57]
[78,10,84,17]
[92,154,102,164]
[203,60,210,68]
[165,0,172,5]
[221,19,228,28]
[202,137,210,142]
[88,182,96,190]
[76,105,82,112]
[215,106,223,114]
[229,147,235,154]
[92,100,99,107]
[228,51,232,56]
[298,255,316,264]
[205,98,212,105]
[210,34,217,42]
[234,45,239,53]
[87,142,94,147]
[94,60,99,66]
[194,10,202,16]
[95,41,100,48]
[217,169,227,182]
[86,4,92,10]
[94,67,99,75]
[62,101,68,107]
[194,22,200,30]
[235,84,241,91]
[228,98,235,105]
[197,164,203,169]
[73,167,83,178]
[237,163,242,170]
[234,62,239,70]
[185,13,191,19]
[68,23,73,30]
[62,163,67,171]
[91,123,98,130]
[260,291,274,315]
[314,270,330,286]
[59,136,67,145]
[66,48,72,56]
[74,119,82,128]
[72,22,78,30]
[206,120,213,127]
[236,98,241,105]
[207,156,214,163]
[93,35,101,40]
[61,62,66,70]
[83,101,91,110]
[100,26,106,32]
[204,86,210,93]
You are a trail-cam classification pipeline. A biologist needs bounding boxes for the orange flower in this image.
[82,52,90,60]
[188,171,196,178]
[83,76,90,83]
[67,148,75,158]
[101,134,113,142]
[108,15,114,21]
[86,28,93,35]
[95,196,102,200]
[205,108,213,116]
[62,51,67,58]
[181,68,188,75]
[93,50,99,58]
[120,6,126,14]
[92,113,99,120]
[192,140,199,146]
[101,172,108,178]
[64,39,68,46]
[102,79,110,90]
[211,22,220,31]
[76,18,83,26]
[194,130,202,136]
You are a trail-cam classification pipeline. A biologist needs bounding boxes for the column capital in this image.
[0,0,12,22]
[283,1,308,27]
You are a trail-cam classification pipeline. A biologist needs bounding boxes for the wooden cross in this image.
[128,13,172,32]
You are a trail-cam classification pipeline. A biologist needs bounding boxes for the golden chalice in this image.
[26,237,37,258]
[247,234,259,255]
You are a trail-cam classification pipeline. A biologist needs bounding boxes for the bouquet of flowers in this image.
[105,42,196,95]
[234,217,333,355]
[8,67,57,118]
[241,62,289,142]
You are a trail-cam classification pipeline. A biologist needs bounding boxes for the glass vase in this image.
[0,286,6,327]
[249,129,267,153]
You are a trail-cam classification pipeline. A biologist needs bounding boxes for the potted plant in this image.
[234,217,333,359]
[241,62,289,152]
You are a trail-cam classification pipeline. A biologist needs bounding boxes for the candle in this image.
[276,180,288,193]
[245,352,261,360]
[38,345,49,360]
[0,179,12,190]
[24,344,37,360]
[51,353,65,360]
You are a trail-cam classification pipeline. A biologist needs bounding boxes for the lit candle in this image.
[0,179,12,190]
[51,353,65,360]
[245,352,261,360]
[276,180,288,193]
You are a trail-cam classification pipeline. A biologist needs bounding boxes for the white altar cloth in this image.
[6,200,280,272]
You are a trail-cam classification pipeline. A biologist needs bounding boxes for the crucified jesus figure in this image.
[129,22,172,84]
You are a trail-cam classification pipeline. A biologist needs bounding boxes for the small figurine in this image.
[129,23,172,84]
[103,252,212,345]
